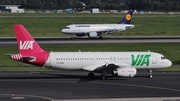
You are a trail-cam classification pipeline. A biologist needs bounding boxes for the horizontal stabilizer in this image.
[9,53,36,62]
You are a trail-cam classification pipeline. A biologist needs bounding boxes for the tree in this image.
[0,0,179,11]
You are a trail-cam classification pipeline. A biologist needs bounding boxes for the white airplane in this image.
[9,24,172,80]
[61,10,135,39]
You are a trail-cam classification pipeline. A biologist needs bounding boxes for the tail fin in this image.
[118,10,134,24]
[14,24,44,54]
[11,24,49,67]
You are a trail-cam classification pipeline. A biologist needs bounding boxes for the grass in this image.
[0,13,180,37]
[155,65,180,72]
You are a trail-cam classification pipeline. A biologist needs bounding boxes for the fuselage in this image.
[44,52,172,71]
[61,9,135,38]
[61,24,135,34]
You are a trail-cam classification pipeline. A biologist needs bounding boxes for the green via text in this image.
[131,54,151,66]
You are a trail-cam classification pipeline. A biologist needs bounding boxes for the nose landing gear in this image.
[148,70,153,78]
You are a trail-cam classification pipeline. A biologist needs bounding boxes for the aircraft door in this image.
[71,25,77,32]
[109,56,116,62]
[151,54,157,64]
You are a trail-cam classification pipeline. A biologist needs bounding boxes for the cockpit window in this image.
[161,57,166,60]
[64,27,70,29]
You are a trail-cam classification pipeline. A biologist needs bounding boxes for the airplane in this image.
[61,10,135,39]
[9,24,172,80]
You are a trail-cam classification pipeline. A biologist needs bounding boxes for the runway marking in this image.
[0,94,53,101]
[11,97,25,99]
[90,81,180,92]
[0,78,80,83]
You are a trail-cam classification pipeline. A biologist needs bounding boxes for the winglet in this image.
[118,10,134,24]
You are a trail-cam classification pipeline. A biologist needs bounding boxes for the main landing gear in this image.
[88,72,107,80]
[148,70,153,78]
[100,75,107,80]
[88,72,95,79]
[99,36,103,39]
[71,34,75,39]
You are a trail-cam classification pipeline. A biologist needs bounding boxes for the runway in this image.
[0,71,180,101]
[0,36,180,47]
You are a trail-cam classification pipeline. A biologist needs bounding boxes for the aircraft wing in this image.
[83,62,131,73]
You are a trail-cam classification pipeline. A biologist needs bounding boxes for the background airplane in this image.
[9,24,172,80]
[61,10,135,39]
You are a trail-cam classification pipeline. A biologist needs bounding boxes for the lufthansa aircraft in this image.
[61,10,135,39]
[9,24,172,80]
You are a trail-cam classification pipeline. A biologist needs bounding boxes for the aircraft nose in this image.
[61,29,64,33]
[166,59,172,67]
[61,29,67,33]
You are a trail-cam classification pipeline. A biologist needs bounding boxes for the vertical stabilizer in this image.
[118,10,134,24]
[14,24,44,54]
[12,24,49,67]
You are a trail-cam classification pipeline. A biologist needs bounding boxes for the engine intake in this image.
[113,68,137,77]
[88,32,98,38]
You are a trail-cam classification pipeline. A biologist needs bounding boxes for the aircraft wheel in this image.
[149,75,153,78]
[71,34,75,39]
[99,36,103,39]
[88,72,95,79]
[101,75,107,80]
[148,70,153,78]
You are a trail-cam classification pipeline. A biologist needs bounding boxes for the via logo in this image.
[131,54,151,66]
[20,41,34,50]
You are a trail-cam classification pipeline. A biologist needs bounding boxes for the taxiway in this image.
[0,71,180,100]
[1,36,180,47]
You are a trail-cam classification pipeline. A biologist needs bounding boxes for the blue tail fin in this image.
[118,10,134,24]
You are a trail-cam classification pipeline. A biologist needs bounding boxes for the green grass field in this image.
[0,13,180,37]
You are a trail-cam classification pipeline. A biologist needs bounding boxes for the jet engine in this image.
[88,32,98,38]
[113,68,137,77]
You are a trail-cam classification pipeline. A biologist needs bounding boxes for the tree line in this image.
[0,0,179,11]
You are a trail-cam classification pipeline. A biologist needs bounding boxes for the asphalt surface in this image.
[0,71,180,101]
[1,36,180,47]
